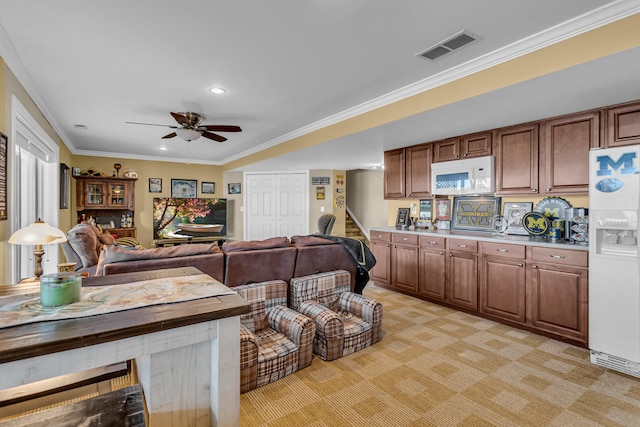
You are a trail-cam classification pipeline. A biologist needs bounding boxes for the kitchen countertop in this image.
[370,226,588,251]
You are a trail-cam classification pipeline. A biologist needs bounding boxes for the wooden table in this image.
[0,267,250,427]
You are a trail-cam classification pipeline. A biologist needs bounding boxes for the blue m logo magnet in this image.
[596,152,638,177]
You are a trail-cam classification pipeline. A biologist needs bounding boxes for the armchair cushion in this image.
[66,224,103,268]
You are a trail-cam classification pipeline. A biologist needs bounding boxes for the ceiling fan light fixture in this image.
[208,87,227,95]
[175,127,202,141]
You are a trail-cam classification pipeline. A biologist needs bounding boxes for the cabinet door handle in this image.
[458,244,468,248]
[428,241,437,245]
[402,237,409,241]
[463,153,468,157]
[518,263,524,267]
[496,249,509,252]
[532,265,538,269]
[439,252,445,255]
[549,254,566,259]
[531,188,537,192]
[546,188,551,191]
[448,253,453,257]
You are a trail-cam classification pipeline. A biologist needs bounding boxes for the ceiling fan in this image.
[126,112,242,142]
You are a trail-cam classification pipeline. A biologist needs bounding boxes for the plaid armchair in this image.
[290,270,383,361]
[235,280,316,393]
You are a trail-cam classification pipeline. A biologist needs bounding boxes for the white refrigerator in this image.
[589,145,640,377]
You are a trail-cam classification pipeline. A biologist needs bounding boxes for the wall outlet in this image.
[321,206,325,213]
[411,203,417,215]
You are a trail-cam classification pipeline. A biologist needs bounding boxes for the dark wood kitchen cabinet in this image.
[405,144,432,198]
[384,144,433,199]
[383,149,405,199]
[540,111,601,194]
[433,132,492,162]
[494,123,539,195]
[391,233,419,293]
[479,242,526,324]
[527,246,588,343]
[370,231,392,285]
[606,101,640,147]
[445,238,478,310]
[418,236,446,300]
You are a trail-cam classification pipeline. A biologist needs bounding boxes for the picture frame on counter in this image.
[419,199,432,220]
[451,196,501,232]
[395,207,411,229]
[435,199,451,220]
[504,201,533,235]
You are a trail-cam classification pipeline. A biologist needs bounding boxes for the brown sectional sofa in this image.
[61,224,360,290]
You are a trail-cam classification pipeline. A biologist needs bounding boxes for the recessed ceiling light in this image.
[208,87,227,95]
[159,146,167,151]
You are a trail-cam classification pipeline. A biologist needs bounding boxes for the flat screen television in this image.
[153,197,227,240]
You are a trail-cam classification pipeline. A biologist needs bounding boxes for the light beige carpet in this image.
[240,284,640,426]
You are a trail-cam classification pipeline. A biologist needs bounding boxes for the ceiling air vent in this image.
[417,30,479,61]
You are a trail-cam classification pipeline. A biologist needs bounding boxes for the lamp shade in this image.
[175,127,202,141]
[8,219,67,246]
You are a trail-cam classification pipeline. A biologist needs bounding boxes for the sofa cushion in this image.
[96,243,220,275]
[222,236,290,253]
[67,224,103,268]
[291,235,337,247]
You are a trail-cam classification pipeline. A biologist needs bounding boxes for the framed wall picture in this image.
[451,196,501,232]
[228,183,241,195]
[72,166,81,176]
[201,182,215,194]
[59,163,70,209]
[504,202,533,235]
[435,199,451,220]
[149,178,162,193]
[0,132,6,220]
[395,207,411,229]
[171,179,197,198]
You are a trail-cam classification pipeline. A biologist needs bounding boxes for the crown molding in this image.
[72,148,221,166]
[222,0,640,166]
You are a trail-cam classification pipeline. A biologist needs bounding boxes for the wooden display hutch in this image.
[75,176,138,239]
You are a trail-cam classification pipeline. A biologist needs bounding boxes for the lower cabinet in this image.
[479,242,526,323]
[370,232,391,285]
[391,233,419,293]
[528,258,588,342]
[374,229,590,346]
[445,239,478,310]
[418,236,446,300]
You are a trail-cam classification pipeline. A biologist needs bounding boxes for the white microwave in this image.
[431,155,494,195]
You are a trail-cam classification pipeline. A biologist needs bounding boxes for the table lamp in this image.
[8,219,67,279]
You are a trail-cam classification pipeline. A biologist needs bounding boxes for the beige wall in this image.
[346,169,388,234]
[72,155,223,248]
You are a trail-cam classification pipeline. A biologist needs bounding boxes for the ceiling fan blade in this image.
[199,125,242,132]
[161,132,177,139]
[126,121,178,128]
[201,131,227,142]
[170,112,192,127]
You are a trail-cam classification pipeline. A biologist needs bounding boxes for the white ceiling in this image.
[1,1,639,171]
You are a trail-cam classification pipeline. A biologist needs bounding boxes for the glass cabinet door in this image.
[86,183,106,206]
[109,183,127,206]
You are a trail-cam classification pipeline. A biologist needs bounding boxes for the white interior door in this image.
[246,174,276,241]
[245,172,308,241]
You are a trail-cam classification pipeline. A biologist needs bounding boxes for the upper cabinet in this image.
[540,111,601,194]
[76,176,137,211]
[606,101,640,147]
[433,132,492,162]
[384,144,432,199]
[383,148,405,199]
[494,123,539,195]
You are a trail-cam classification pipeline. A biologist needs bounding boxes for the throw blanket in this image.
[0,274,234,329]
[314,235,377,294]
